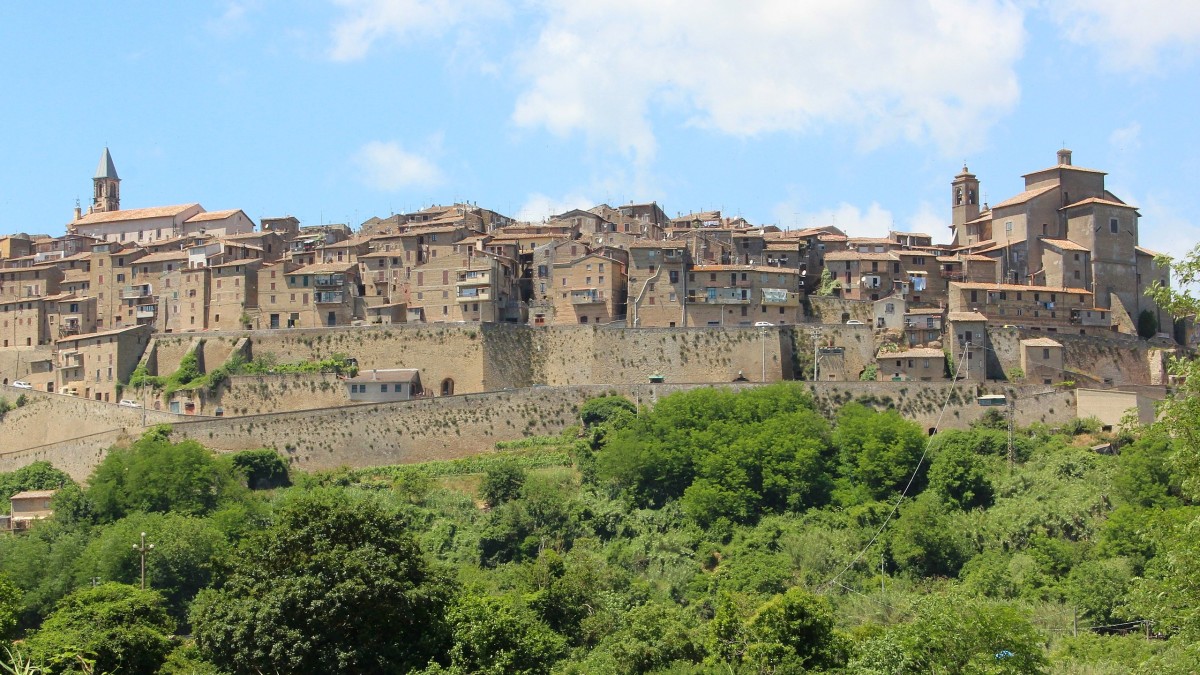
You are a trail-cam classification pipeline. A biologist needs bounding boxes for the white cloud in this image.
[905,201,950,242]
[208,2,256,38]
[774,201,897,239]
[511,0,1026,164]
[1109,122,1142,152]
[1136,194,1200,267]
[353,140,442,191]
[514,192,594,222]
[328,0,507,62]
[1046,1,1200,72]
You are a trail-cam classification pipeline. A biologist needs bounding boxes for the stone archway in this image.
[440,378,455,396]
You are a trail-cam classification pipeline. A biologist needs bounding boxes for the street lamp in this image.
[132,531,154,590]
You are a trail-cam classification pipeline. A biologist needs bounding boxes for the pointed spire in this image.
[94,147,119,180]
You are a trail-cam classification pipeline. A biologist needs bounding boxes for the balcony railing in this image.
[314,291,344,304]
[313,274,345,288]
[457,288,493,302]
[121,285,153,299]
[571,291,604,305]
[457,271,491,286]
[136,305,157,319]
[940,269,965,280]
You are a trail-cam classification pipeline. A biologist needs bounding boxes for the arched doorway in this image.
[441,378,455,396]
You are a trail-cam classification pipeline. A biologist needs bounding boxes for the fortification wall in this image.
[152,336,196,376]
[209,373,348,416]
[0,380,1081,479]
[989,329,1178,385]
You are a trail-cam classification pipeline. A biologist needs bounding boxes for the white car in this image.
[11,381,32,389]
[754,321,775,327]
[845,320,865,325]
[118,399,142,408]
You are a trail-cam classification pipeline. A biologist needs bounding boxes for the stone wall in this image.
[0,380,1080,479]
[208,373,348,416]
[989,328,1178,385]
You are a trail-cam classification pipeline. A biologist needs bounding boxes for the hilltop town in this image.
[0,148,1187,448]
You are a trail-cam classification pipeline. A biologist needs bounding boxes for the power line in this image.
[820,341,970,592]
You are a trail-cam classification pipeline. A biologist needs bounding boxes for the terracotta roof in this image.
[1135,246,1164,257]
[1060,197,1137,211]
[881,347,945,359]
[10,489,58,500]
[905,308,945,315]
[185,209,243,223]
[823,251,897,261]
[347,368,420,384]
[136,250,189,264]
[847,237,896,245]
[991,184,1057,210]
[292,262,356,275]
[1021,337,1063,348]
[209,258,263,269]
[1023,163,1107,177]
[947,311,988,322]
[1041,238,1090,252]
[628,240,686,249]
[950,281,1092,294]
[72,204,202,226]
[691,264,799,274]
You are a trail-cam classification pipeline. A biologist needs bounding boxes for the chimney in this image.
[1057,148,1072,166]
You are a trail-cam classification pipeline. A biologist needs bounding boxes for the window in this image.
[1043,348,1050,359]
[1005,221,1013,232]
[381,384,389,393]
[669,270,679,283]
[1110,218,1119,234]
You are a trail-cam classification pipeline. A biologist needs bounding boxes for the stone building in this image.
[877,347,947,382]
[55,323,151,401]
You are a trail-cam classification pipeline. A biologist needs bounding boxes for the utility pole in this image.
[1007,395,1016,472]
[132,531,154,590]
[881,553,886,595]
[812,331,822,381]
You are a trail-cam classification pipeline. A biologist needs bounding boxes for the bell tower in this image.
[950,165,980,244]
[91,147,120,214]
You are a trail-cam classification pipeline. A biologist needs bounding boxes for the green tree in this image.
[0,575,19,644]
[851,593,1047,674]
[744,586,840,672]
[190,487,452,674]
[87,430,244,521]
[0,462,72,514]
[833,403,927,503]
[71,512,229,625]
[22,583,175,675]
[1138,309,1160,339]
[1114,433,1181,508]
[227,449,290,490]
[579,395,637,429]
[442,594,567,675]
[888,494,971,578]
[927,441,995,510]
[481,461,526,507]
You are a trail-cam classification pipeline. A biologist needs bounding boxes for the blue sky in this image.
[1,1,1198,261]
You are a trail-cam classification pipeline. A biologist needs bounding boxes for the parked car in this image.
[11,381,32,389]
[845,320,865,325]
[61,386,78,396]
[754,321,775,327]
[118,399,142,408]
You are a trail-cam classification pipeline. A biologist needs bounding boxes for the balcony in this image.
[571,290,604,305]
[457,270,492,287]
[120,284,152,299]
[58,320,81,338]
[313,274,345,288]
[761,289,801,306]
[940,269,965,280]
[457,287,493,303]
[135,305,157,319]
[372,271,389,285]
[314,291,344,304]
[59,350,82,368]
[688,289,751,304]
[735,278,754,288]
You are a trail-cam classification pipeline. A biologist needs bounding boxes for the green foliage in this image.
[480,461,526,507]
[1061,416,1104,436]
[889,494,971,578]
[190,487,452,674]
[234,352,358,377]
[1114,433,1181,508]
[1138,309,1160,339]
[859,363,879,381]
[72,512,230,625]
[440,594,567,675]
[0,575,19,644]
[227,449,290,490]
[1007,366,1025,380]
[851,593,1047,674]
[0,462,72,515]
[22,583,175,675]
[816,267,838,296]
[743,587,840,672]
[87,431,244,521]
[578,395,636,429]
[599,384,832,524]
[927,440,995,510]
[833,403,927,504]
